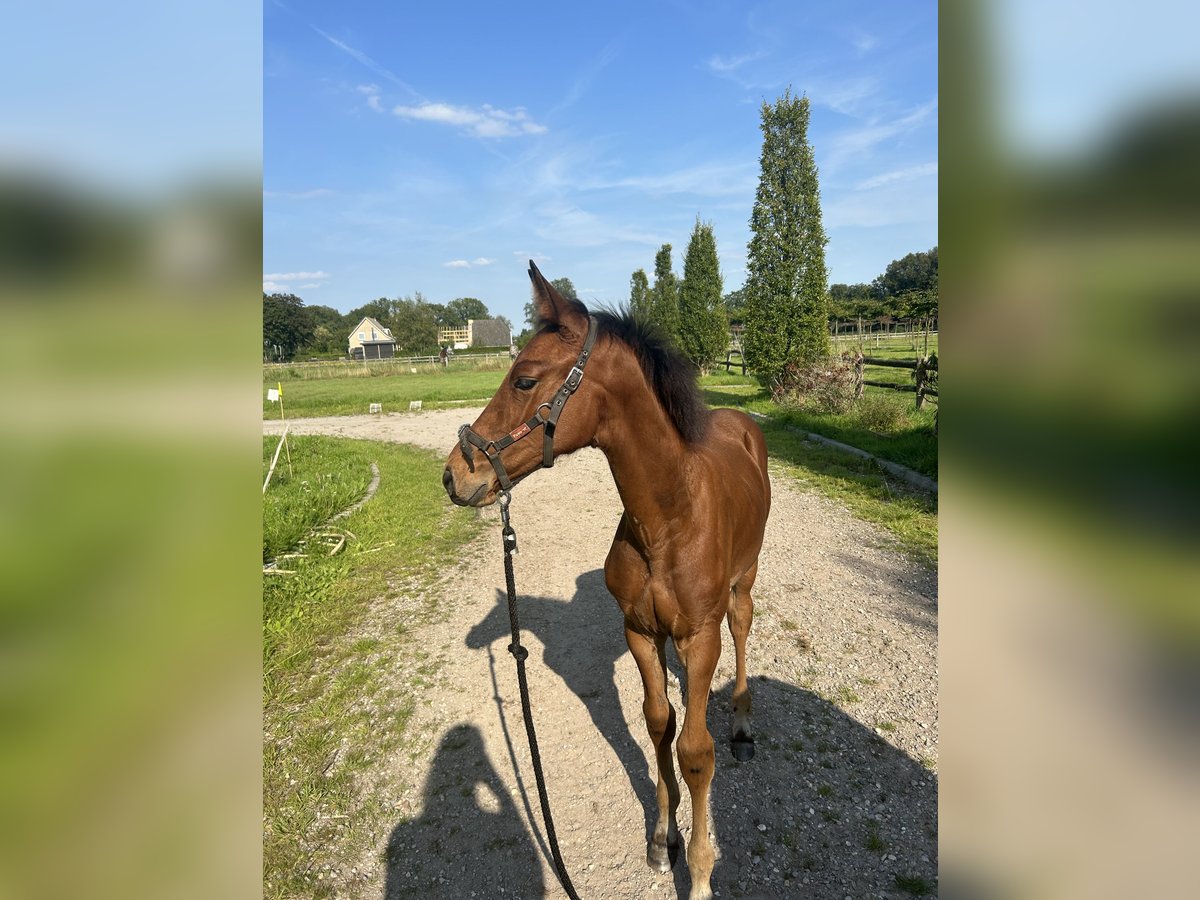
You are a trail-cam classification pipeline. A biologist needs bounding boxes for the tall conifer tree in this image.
[678,217,728,372]
[649,244,680,343]
[629,268,651,318]
[743,89,830,383]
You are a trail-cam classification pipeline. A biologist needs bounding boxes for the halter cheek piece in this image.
[457,316,598,495]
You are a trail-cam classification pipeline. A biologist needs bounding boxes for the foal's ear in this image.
[528,260,587,339]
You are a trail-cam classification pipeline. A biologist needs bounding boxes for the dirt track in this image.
[265,410,938,898]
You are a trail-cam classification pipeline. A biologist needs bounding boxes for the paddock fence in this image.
[853,353,938,409]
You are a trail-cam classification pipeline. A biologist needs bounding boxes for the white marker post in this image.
[267,382,293,479]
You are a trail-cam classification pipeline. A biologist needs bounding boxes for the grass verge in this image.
[263,367,507,418]
[262,436,375,561]
[757,419,938,569]
[263,436,482,899]
[700,373,938,479]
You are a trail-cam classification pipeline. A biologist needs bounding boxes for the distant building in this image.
[348,316,396,360]
[437,318,511,350]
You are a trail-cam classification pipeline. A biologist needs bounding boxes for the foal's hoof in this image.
[731,735,756,761]
[647,838,679,872]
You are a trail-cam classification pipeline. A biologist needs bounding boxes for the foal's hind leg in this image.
[727,563,757,761]
[625,627,680,872]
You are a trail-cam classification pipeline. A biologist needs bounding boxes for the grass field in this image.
[263,436,481,898]
[263,367,509,418]
[702,373,938,478]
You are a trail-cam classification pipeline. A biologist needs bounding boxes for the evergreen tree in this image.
[629,268,651,318]
[678,217,728,372]
[648,243,680,343]
[743,89,830,383]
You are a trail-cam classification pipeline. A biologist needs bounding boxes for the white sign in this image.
[267,388,280,402]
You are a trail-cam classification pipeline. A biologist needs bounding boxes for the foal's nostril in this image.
[442,468,454,494]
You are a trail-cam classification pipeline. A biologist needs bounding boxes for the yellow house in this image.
[348,316,396,360]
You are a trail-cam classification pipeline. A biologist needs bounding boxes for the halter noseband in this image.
[457,316,598,495]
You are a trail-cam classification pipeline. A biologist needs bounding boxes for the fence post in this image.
[854,351,864,399]
[914,356,927,409]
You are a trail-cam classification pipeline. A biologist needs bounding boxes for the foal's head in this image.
[442,262,604,507]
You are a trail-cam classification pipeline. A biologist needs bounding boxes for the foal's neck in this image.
[595,359,694,544]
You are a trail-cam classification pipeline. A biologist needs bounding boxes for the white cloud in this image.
[707,51,768,74]
[391,102,547,138]
[583,161,758,198]
[825,97,938,171]
[443,257,495,269]
[263,280,288,292]
[313,28,422,100]
[357,83,384,112]
[856,162,938,190]
[298,283,321,290]
[263,270,330,281]
[851,32,879,55]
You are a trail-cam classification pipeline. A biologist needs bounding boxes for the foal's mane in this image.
[539,300,709,443]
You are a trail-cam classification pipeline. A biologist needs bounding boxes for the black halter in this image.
[457,316,598,495]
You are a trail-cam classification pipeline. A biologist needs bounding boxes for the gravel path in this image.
[265,410,938,899]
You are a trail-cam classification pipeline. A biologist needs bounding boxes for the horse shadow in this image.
[383,723,545,899]
[465,568,667,838]
[466,568,939,898]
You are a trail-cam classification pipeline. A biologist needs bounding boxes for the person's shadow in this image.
[383,724,545,899]
[466,568,939,898]
[466,568,665,837]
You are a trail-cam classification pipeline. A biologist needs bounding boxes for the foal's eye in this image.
[514,377,538,391]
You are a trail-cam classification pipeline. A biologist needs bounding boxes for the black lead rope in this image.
[499,493,583,900]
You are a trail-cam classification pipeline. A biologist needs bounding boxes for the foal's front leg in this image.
[625,627,680,871]
[676,626,721,900]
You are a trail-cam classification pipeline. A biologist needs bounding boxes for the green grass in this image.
[262,436,376,561]
[699,371,938,479]
[895,873,935,895]
[263,436,482,899]
[758,420,938,569]
[263,366,507,418]
[830,330,938,360]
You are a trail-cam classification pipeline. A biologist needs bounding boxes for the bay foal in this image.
[443,263,771,900]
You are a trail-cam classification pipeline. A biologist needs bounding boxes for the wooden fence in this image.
[722,350,747,375]
[854,352,938,409]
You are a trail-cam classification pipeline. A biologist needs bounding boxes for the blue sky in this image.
[264,0,937,325]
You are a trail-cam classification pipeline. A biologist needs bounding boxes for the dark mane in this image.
[589,305,710,444]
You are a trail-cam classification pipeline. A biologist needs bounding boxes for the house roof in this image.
[468,318,512,348]
[349,316,395,344]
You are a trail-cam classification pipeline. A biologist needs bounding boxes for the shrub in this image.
[772,355,857,413]
[852,393,910,433]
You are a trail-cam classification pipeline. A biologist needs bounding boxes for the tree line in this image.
[263,291,509,361]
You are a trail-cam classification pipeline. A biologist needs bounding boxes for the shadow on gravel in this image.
[460,568,939,898]
[466,569,660,838]
[383,724,545,899]
[832,548,939,634]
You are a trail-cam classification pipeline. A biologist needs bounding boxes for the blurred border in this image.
[942,2,1199,897]
[1,2,261,898]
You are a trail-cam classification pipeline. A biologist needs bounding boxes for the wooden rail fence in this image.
[854,352,938,409]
